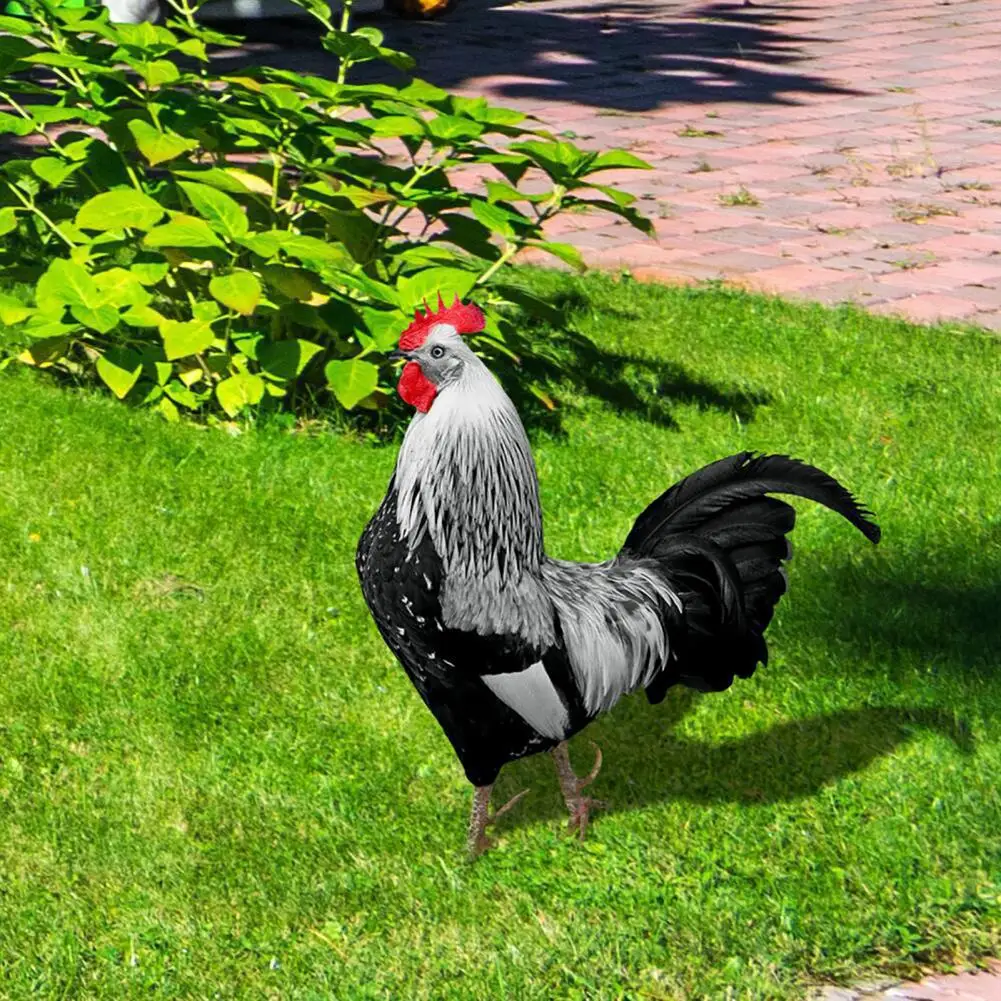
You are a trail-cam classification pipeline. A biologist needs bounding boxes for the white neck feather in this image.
[394,358,553,644]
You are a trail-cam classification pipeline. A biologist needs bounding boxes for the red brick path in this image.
[330,0,1001,328]
[810,961,1001,1000]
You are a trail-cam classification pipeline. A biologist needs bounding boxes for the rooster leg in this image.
[466,784,530,859]
[551,740,608,840]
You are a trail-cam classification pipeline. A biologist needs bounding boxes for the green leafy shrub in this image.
[0,0,652,422]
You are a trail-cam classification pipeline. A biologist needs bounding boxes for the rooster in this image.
[356,295,880,857]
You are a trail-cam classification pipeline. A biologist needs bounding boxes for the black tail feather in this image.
[621,452,880,701]
[624,452,881,552]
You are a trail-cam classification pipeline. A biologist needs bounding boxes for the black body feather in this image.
[356,481,587,786]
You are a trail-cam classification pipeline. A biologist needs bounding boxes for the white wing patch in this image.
[481,661,569,740]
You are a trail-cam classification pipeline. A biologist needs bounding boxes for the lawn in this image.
[1,271,999,1000]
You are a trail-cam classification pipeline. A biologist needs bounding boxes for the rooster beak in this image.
[389,349,410,362]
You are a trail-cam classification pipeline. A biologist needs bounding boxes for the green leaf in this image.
[585,183,637,208]
[0,207,18,236]
[147,358,173,386]
[138,59,180,89]
[279,234,353,269]
[157,396,179,422]
[113,21,174,48]
[209,271,261,316]
[336,271,399,306]
[361,309,403,353]
[470,198,527,239]
[0,111,31,137]
[231,333,263,361]
[258,338,323,381]
[459,99,526,129]
[160,318,214,360]
[76,189,166,232]
[178,181,248,240]
[367,115,426,139]
[325,357,379,410]
[22,52,101,72]
[31,106,99,128]
[529,240,586,271]
[122,305,165,328]
[586,149,653,172]
[193,300,222,322]
[432,215,500,261]
[0,291,30,325]
[94,269,153,308]
[509,140,590,183]
[176,38,208,61]
[317,206,380,264]
[128,119,198,167]
[130,260,170,285]
[30,157,80,188]
[235,231,284,258]
[260,83,306,112]
[260,264,327,304]
[81,137,132,190]
[164,380,201,409]
[427,114,484,142]
[485,180,547,205]
[96,347,142,399]
[321,29,413,71]
[36,258,102,310]
[173,166,273,197]
[216,371,264,417]
[58,137,96,162]
[397,267,478,314]
[71,304,119,334]
[144,215,225,249]
[288,0,333,25]
[0,14,34,34]
[353,25,384,45]
[20,334,72,367]
[398,79,449,105]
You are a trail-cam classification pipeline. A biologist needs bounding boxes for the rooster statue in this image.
[356,296,880,857]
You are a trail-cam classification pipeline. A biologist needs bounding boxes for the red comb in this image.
[398,293,485,351]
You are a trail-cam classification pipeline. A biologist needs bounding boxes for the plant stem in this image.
[475,241,518,286]
[7,186,76,249]
[336,0,355,84]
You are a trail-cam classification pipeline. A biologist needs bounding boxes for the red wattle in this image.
[398,361,437,413]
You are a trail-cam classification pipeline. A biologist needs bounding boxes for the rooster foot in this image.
[551,740,608,841]
[466,785,530,859]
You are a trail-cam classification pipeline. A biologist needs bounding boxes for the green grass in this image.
[2,272,1000,1000]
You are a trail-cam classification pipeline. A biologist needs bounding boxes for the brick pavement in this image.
[239,0,1001,328]
[810,962,1001,1000]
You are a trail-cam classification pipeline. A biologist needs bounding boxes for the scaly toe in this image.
[467,832,495,859]
[567,796,608,840]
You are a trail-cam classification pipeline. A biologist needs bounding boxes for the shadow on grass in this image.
[507,325,771,437]
[491,285,771,435]
[498,691,972,827]
[790,557,1001,681]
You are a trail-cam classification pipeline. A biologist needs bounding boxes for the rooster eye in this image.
[429,345,445,359]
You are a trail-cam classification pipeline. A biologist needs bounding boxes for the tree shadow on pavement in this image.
[219,0,862,114]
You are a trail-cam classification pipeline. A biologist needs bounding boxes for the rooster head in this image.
[393,294,486,413]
